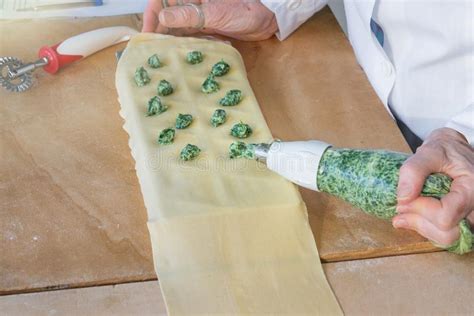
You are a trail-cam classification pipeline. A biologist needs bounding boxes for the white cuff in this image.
[260,0,328,40]
[445,104,474,146]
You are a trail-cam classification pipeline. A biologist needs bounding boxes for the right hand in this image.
[394,128,474,246]
[142,0,278,41]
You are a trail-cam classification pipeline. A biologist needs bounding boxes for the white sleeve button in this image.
[287,0,302,10]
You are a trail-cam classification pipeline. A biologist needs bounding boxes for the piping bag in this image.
[242,140,473,254]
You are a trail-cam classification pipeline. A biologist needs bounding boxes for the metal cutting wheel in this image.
[0,57,33,92]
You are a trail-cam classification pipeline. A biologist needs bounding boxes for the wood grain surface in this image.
[1,8,437,294]
[2,251,472,315]
[0,16,156,294]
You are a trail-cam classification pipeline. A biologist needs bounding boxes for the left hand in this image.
[393,127,474,246]
[142,0,278,41]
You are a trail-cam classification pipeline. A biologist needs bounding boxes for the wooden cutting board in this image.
[0,8,436,295]
[2,252,473,315]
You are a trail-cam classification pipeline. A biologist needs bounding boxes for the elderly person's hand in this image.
[142,0,278,41]
[393,128,474,246]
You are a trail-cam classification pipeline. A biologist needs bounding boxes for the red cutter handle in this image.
[38,26,138,74]
[39,44,82,74]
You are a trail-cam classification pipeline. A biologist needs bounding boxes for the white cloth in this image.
[261,0,474,145]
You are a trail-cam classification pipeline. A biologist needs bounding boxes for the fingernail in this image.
[161,11,176,25]
[397,184,412,200]
[396,206,409,214]
[393,218,408,229]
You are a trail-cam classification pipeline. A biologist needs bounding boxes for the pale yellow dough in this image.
[116,33,342,315]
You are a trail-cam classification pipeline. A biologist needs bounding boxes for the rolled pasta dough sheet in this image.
[116,33,342,315]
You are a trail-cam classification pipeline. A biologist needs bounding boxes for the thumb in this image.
[159,4,222,29]
[397,149,443,204]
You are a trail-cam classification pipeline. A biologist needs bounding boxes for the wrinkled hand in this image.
[393,128,474,246]
[142,0,278,41]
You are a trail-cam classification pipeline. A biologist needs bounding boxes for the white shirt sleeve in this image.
[445,104,474,146]
[260,0,328,40]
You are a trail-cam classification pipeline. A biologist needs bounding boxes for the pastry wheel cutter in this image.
[0,26,138,92]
